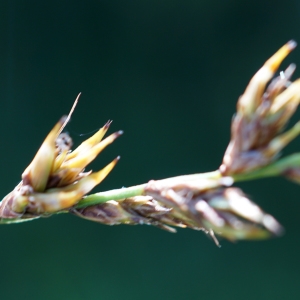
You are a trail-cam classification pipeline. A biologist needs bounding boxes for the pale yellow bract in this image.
[0,96,121,219]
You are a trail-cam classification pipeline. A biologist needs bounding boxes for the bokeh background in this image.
[1,1,300,299]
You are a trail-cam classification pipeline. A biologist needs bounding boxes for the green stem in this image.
[75,170,221,208]
[233,153,300,182]
[75,184,146,208]
[76,154,300,209]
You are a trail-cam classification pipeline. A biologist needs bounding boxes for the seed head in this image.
[72,176,282,245]
[221,41,300,175]
[144,178,283,243]
[0,97,121,221]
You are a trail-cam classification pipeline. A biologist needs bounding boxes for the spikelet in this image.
[221,41,300,175]
[0,96,121,222]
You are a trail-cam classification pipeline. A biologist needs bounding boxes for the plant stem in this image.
[75,183,146,208]
[76,154,300,209]
[75,170,221,208]
[233,153,300,182]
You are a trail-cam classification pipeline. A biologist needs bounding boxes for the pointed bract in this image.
[0,101,121,221]
[22,117,67,192]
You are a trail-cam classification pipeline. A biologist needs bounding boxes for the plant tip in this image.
[288,40,297,50]
[104,120,113,129]
[60,115,68,125]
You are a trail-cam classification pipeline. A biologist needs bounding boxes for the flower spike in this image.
[0,98,122,222]
[221,41,300,175]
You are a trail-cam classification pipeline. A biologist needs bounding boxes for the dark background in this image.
[1,1,300,299]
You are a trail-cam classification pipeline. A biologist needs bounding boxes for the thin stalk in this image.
[75,183,146,208]
[76,170,221,208]
[233,153,300,182]
[75,154,300,209]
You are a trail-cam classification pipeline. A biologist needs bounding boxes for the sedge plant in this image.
[1,41,300,246]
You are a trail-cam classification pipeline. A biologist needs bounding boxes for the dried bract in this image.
[220,41,300,175]
[71,196,196,233]
[144,178,283,242]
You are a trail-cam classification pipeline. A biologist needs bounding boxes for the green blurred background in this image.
[1,1,300,299]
